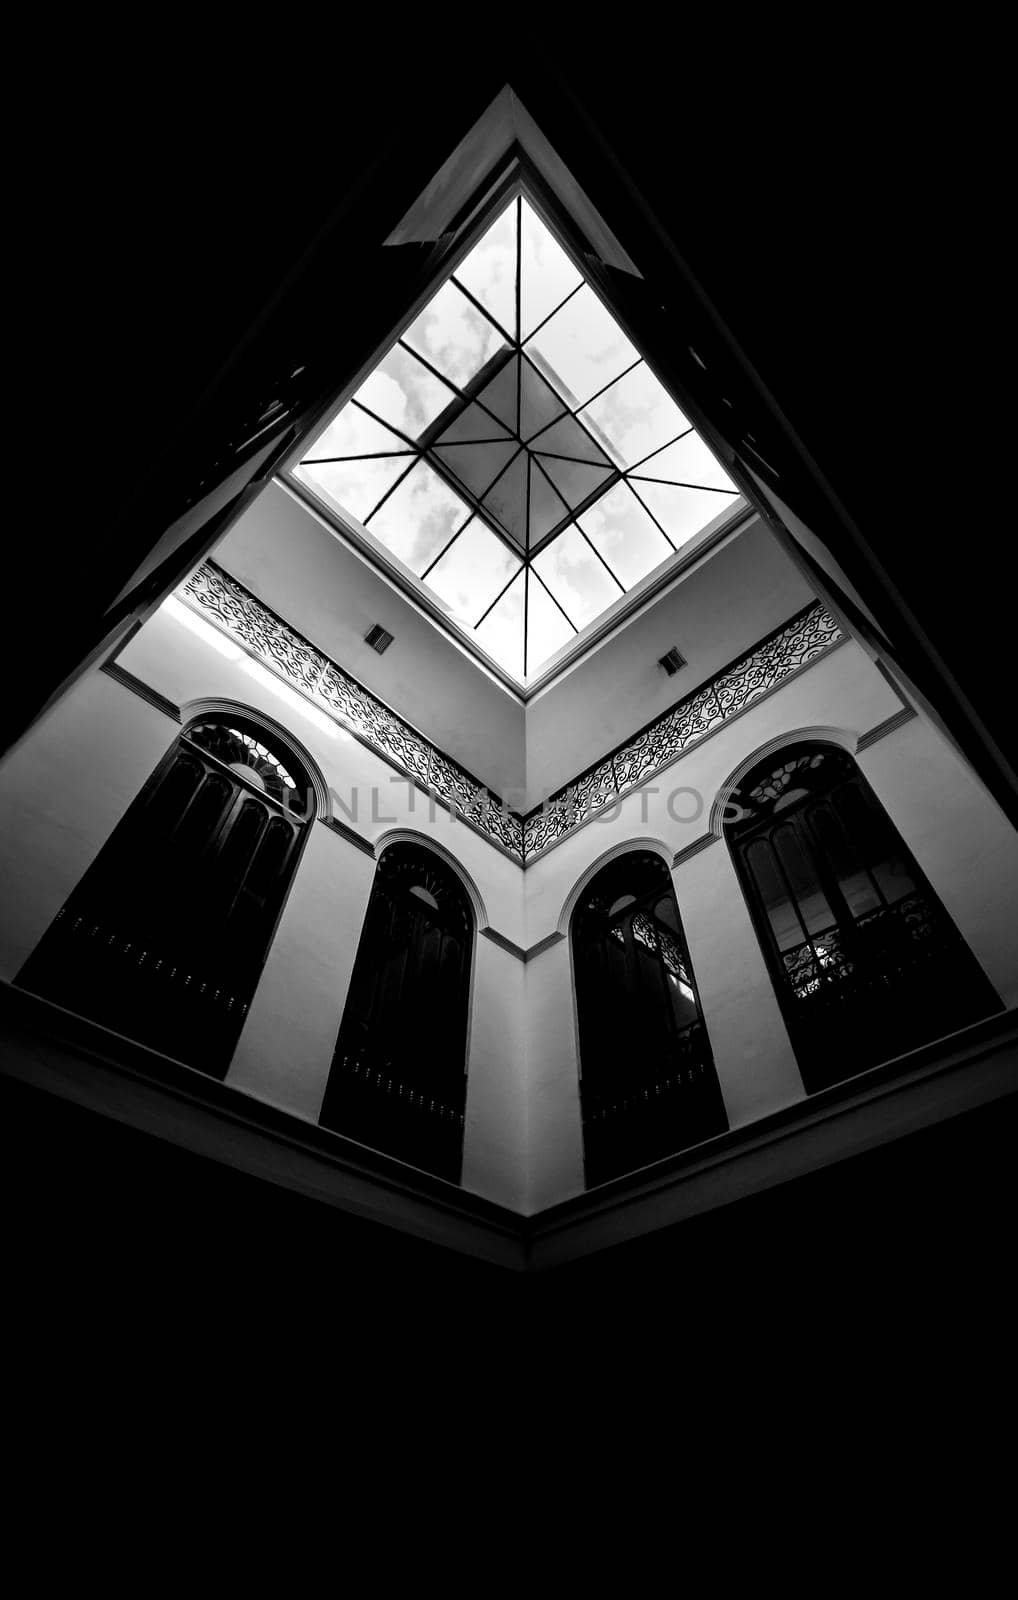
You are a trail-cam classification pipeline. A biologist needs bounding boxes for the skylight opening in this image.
[290,189,743,689]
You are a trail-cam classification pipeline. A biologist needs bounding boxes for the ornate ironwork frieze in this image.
[180,562,842,866]
[521,603,844,861]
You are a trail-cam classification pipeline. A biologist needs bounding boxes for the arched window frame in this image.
[319,838,476,1183]
[16,708,319,1079]
[723,738,1002,1092]
[569,847,728,1187]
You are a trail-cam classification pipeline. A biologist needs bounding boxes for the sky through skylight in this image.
[292,194,741,685]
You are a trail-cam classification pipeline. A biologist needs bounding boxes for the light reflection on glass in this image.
[453,200,518,339]
[294,455,412,525]
[578,482,672,588]
[474,570,525,678]
[634,430,736,491]
[367,460,472,575]
[356,346,457,441]
[425,519,521,626]
[526,285,637,407]
[526,575,573,673]
[520,197,581,339]
[629,481,735,549]
[532,523,621,628]
[580,363,689,469]
[402,279,507,390]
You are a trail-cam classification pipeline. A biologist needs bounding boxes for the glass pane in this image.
[480,449,528,547]
[294,455,412,525]
[519,357,567,441]
[577,481,673,589]
[746,839,803,952]
[667,967,699,1031]
[434,398,512,446]
[634,430,737,492]
[629,481,736,549]
[474,356,520,433]
[834,786,917,905]
[534,451,614,514]
[579,363,690,469]
[526,575,574,675]
[654,896,680,935]
[526,285,637,408]
[519,197,582,340]
[528,458,569,548]
[453,199,518,339]
[532,523,622,629]
[402,280,507,390]
[773,825,835,938]
[355,345,458,441]
[303,402,412,464]
[809,803,882,919]
[530,412,612,466]
[424,519,521,625]
[474,570,525,678]
[433,438,519,502]
[367,459,472,574]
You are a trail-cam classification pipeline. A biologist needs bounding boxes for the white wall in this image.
[5,585,1017,1222]
[1,604,531,1210]
[117,605,527,950]
[859,716,1018,1009]
[674,844,803,1128]
[518,637,1018,1209]
[462,937,528,1211]
[214,480,527,803]
[0,669,178,980]
[524,937,585,1212]
[524,516,814,806]
[523,638,898,945]
[226,823,376,1122]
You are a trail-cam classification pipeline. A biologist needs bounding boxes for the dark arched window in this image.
[319,841,473,1183]
[725,741,1001,1092]
[17,716,314,1078]
[572,851,727,1187]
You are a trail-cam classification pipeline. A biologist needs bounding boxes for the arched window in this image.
[17,716,314,1078]
[571,851,727,1187]
[319,841,473,1183]
[725,741,1001,1092]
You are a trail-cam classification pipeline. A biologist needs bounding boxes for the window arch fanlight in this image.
[724,740,1002,1092]
[571,850,728,1188]
[319,840,474,1183]
[16,713,315,1078]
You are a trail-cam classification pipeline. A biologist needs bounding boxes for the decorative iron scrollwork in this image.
[180,563,842,865]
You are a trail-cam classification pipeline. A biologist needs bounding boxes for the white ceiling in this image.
[212,482,815,812]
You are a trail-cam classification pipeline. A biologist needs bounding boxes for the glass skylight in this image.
[291,194,742,686]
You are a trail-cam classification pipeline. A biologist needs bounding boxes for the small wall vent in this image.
[658,646,686,677]
[365,624,394,655]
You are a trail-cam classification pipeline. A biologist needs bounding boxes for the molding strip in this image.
[480,926,528,962]
[322,815,376,856]
[523,931,566,963]
[101,661,182,723]
[857,705,918,751]
[672,833,721,869]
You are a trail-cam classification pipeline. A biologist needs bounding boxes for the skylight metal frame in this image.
[280,153,751,698]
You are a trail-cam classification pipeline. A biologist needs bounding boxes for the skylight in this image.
[291,193,742,687]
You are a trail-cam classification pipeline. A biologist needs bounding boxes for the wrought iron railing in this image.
[774,891,1000,1090]
[321,1024,466,1182]
[29,906,252,1076]
[580,1022,727,1187]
